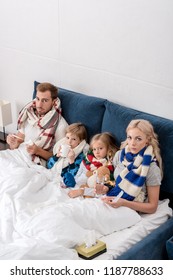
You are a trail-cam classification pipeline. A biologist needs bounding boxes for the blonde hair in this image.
[121,119,163,174]
[90,132,118,160]
[66,122,87,141]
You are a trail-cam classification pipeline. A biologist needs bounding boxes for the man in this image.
[7,82,68,165]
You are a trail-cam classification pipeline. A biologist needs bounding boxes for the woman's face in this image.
[127,127,149,154]
[65,132,81,149]
[92,140,108,160]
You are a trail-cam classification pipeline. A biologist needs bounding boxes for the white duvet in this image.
[0,145,171,260]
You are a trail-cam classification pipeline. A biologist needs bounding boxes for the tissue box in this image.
[75,240,107,259]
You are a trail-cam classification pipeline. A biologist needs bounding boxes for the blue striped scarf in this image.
[107,145,155,201]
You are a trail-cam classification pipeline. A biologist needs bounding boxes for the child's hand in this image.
[68,188,84,198]
[56,146,61,157]
[94,183,109,195]
[67,149,75,164]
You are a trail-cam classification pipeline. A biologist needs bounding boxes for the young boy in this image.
[46,123,89,187]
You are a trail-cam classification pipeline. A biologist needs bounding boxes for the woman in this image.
[96,119,163,214]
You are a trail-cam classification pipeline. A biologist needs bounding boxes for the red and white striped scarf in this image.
[17,98,62,164]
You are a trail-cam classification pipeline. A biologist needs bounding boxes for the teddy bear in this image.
[80,166,114,198]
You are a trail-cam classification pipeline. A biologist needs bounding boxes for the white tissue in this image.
[26,139,34,146]
[84,230,96,248]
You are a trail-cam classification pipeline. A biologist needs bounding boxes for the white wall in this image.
[0,0,173,133]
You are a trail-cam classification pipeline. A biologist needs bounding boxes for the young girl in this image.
[46,122,89,187]
[96,119,163,214]
[68,132,118,198]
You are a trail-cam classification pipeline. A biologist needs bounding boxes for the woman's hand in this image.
[101,196,123,208]
[102,186,160,213]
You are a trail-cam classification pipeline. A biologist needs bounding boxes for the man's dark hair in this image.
[36,82,58,100]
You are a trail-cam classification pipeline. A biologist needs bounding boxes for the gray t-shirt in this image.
[113,150,162,198]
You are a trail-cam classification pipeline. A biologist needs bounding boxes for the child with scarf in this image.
[96,119,163,214]
[46,123,89,187]
[68,132,118,198]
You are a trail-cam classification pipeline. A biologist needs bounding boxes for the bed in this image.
[0,81,172,260]
[0,147,171,260]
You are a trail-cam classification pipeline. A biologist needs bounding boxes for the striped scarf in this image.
[83,151,114,180]
[107,145,156,201]
[51,138,89,176]
[17,98,62,164]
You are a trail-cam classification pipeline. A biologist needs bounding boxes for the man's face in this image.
[35,90,55,116]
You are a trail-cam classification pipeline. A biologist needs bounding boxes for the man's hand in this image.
[26,143,38,155]
[26,142,53,160]
[6,134,24,149]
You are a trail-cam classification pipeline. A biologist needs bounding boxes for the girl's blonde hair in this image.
[90,132,118,160]
[66,122,87,141]
[121,119,163,173]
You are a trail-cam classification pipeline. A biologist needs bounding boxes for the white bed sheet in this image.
[0,146,172,260]
[95,199,172,259]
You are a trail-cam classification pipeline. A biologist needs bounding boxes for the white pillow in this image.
[68,198,141,235]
